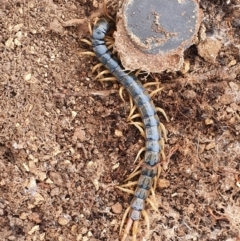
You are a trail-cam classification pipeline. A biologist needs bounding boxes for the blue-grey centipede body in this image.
[91,18,162,229]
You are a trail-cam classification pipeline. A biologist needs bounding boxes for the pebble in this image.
[58,215,71,226]
[158,178,170,189]
[74,127,86,141]
[205,142,216,150]
[111,202,123,214]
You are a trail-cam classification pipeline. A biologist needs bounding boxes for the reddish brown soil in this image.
[0,1,239,241]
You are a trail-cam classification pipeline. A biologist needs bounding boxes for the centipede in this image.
[90,18,166,241]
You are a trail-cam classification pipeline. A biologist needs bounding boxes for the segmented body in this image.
[92,18,162,235]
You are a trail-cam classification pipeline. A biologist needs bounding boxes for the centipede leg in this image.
[92,62,103,73]
[149,87,164,98]
[119,181,138,188]
[150,185,157,205]
[130,121,145,138]
[121,218,134,241]
[120,206,131,237]
[103,0,115,21]
[125,161,143,181]
[99,77,118,82]
[156,107,169,122]
[142,210,150,239]
[125,170,142,181]
[132,220,139,241]
[127,96,137,121]
[146,197,159,213]
[95,69,111,79]
[116,186,135,195]
[159,122,168,140]
[119,86,126,102]
[80,38,92,46]
[80,51,96,57]
[128,113,141,121]
[133,147,145,164]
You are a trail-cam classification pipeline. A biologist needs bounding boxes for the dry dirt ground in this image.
[0,0,240,241]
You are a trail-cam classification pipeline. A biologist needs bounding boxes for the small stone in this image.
[114,129,123,137]
[168,89,173,96]
[229,81,239,92]
[24,73,32,81]
[92,0,98,8]
[28,225,39,235]
[20,212,28,220]
[205,118,214,125]
[49,172,63,186]
[73,127,86,141]
[197,38,222,63]
[14,38,21,46]
[13,23,23,32]
[5,37,14,49]
[158,178,170,189]
[92,178,99,191]
[72,111,77,118]
[111,202,123,214]
[183,90,197,99]
[228,59,237,67]
[28,212,41,223]
[58,216,70,226]
[34,193,45,205]
[205,142,215,150]
[180,59,190,74]
[50,187,60,196]
[49,18,65,34]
